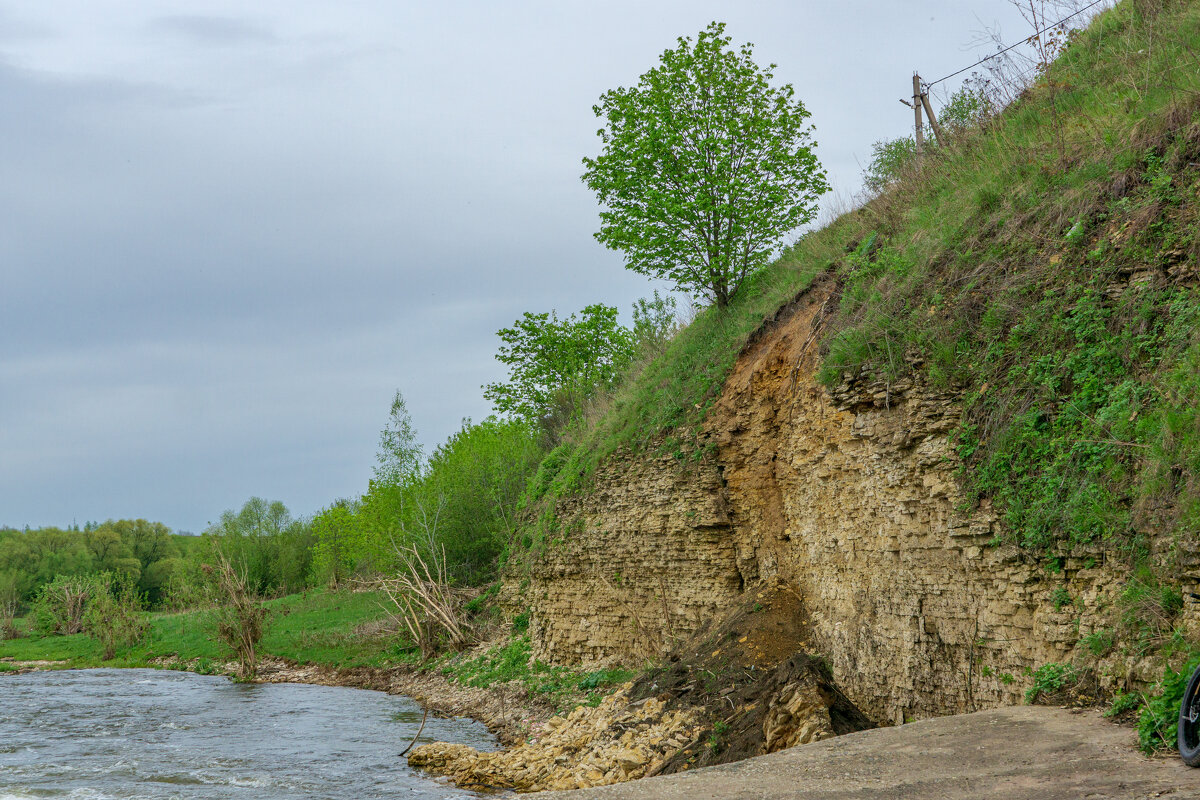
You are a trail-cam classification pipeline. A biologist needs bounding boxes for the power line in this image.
[924,0,1107,88]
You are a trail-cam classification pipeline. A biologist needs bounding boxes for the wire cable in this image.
[924,0,1107,88]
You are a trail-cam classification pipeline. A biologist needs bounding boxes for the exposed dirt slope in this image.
[629,577,875,774]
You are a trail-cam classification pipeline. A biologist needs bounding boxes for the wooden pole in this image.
[921,92,945,145]
[913,73,924,161]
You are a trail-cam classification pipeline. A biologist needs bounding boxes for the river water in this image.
[0,668,499,800]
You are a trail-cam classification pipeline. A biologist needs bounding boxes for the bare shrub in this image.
[379,541,470,660]
[204,550,268,679]
[960,1,1111,108]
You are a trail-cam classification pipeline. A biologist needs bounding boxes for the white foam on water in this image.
[99,759,137,775]
[184,769,271,789]
[65,790,119,800]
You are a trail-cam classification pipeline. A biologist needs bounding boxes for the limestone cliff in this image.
[523,275,1191,726]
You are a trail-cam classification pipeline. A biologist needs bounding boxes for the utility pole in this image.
[903,74,944,159]
[920,90,945,146]
[913,73,924,161]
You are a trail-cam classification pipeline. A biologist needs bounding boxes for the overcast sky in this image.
[1,1,1063,532]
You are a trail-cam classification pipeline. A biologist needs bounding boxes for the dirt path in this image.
[536,706,1196,800]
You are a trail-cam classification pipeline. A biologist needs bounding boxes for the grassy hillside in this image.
[819,0,1200,558]
[521,0,1200,569]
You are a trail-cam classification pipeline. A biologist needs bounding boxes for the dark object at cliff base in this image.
[1179,660,1200,766]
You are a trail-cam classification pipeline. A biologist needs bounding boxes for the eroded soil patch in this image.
[631,578,874,773]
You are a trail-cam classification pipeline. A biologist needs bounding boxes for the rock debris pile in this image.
[408,686,703,792]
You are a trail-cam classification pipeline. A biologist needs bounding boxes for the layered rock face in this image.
[526,279,1137,725]
[530,452,743,665]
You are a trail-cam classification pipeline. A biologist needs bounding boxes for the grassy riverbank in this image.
[0,589,405,672]
[0,589,633,717]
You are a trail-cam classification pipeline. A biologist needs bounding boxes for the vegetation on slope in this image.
[820,0,1200,752]
[523,0,1200,567]
[818,0,1200,564]
[510,210,871,570]
[523,0,1200,565]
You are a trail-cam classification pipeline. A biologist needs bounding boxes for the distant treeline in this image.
[0,408,544,619]
[0,408,539,617]
[0,520,200,609]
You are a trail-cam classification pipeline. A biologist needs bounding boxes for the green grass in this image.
[434,634,634,712]
[0,589,407,672]
[259,590,411,668]
[1105,690,1141,718]
[1024,661,1079,704]
[1138,652,1200,753]
[0,627,105,663]
[1115,566,1187,659]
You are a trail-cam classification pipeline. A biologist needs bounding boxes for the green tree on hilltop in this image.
[583,21,828,307]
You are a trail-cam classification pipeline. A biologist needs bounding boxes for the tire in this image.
[1178,663,1200,767]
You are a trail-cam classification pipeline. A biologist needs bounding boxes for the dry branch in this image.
[378,541,471,660]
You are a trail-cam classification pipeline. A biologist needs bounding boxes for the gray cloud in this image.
[151,15,277,46]
[0,7,52,43]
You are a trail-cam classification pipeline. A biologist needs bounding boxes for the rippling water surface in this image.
[0,668,498,799]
